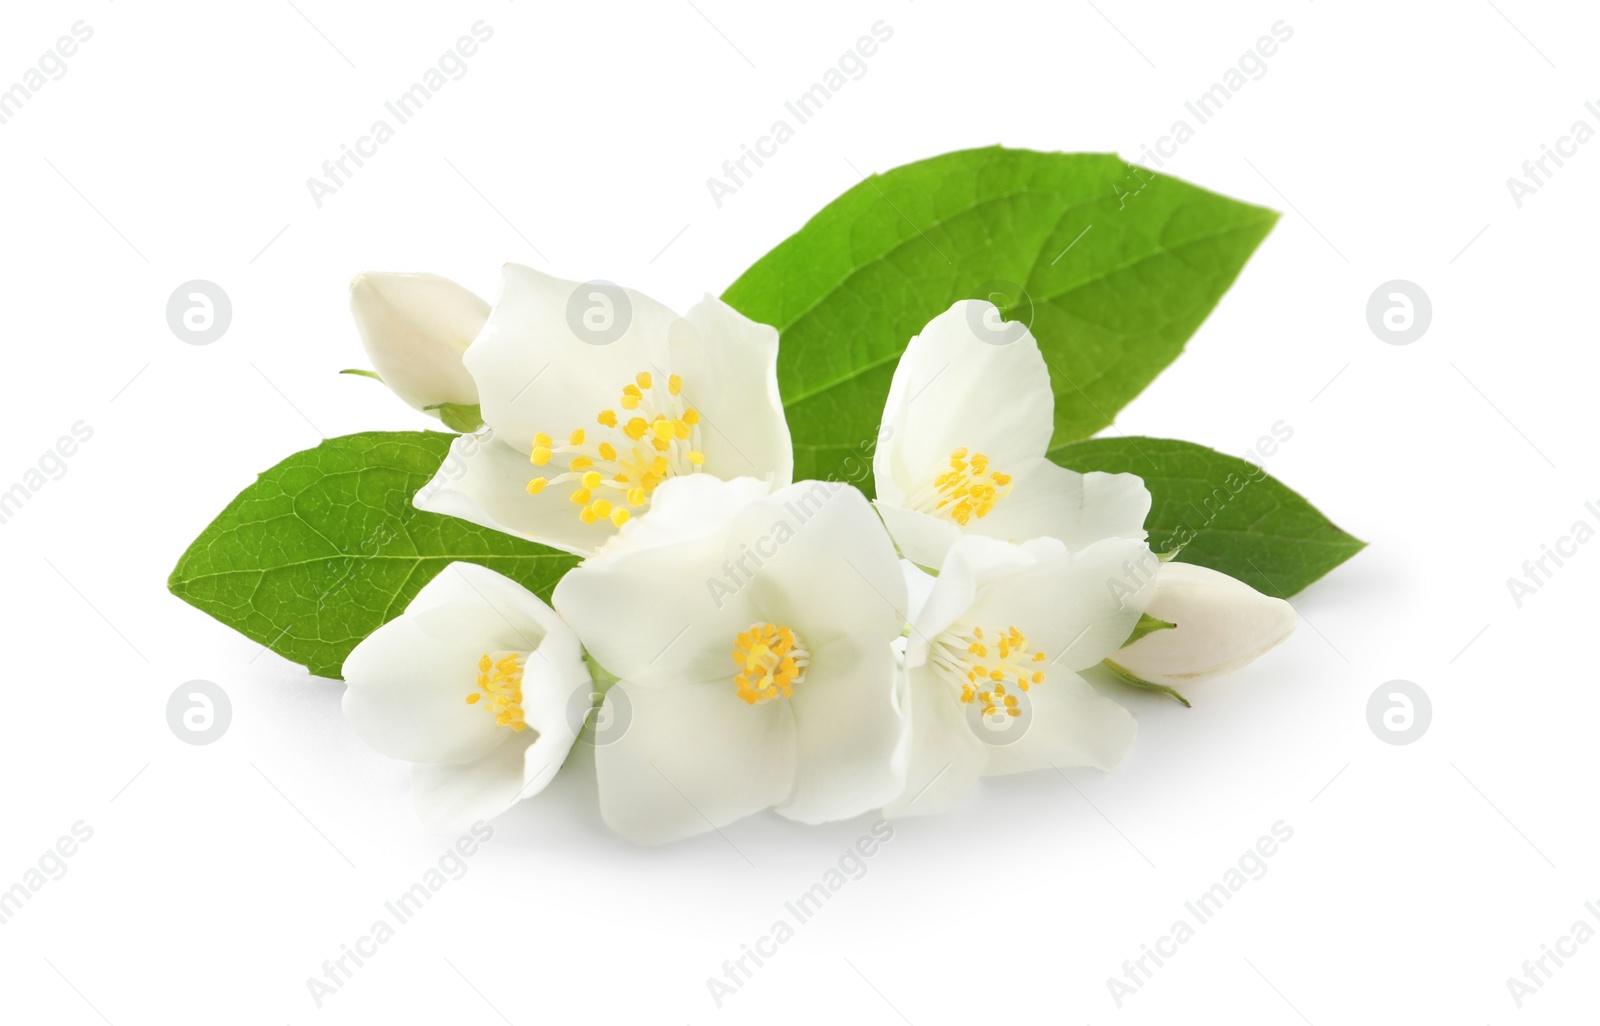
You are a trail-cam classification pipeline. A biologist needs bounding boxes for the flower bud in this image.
[1110,562,1297,687]
[348,272,487,414]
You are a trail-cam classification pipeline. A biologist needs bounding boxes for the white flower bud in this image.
[348,272,487,414]
[1111,562,1297,687]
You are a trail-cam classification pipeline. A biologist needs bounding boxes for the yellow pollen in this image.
[935,623,1047,718]
[906,447,1015,525]
[731,623,810,705]
[525,370,706,532]
[467,651,529,732]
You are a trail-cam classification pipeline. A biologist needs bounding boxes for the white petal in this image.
[465,263,682,452]
[875,300,1054,502]
[1111,562,1298,687]
[413,429,616,558]
[340,562,581,764]
[590,473,771,561]
[900,559,938,625]
[595,680,796,844]
[873,500,963,570]
[725,481,908,648]
[668,295,793,486]
[552,480,766,685]
[776,635,906,824]
[881,666,986,818]
[410,734,532,831]
[349,272,486,412]
[972,457,1151,551]
[961,536,1158,672]
[981,671,1137,776]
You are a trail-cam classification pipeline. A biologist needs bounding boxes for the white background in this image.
[1,0,1595,1022]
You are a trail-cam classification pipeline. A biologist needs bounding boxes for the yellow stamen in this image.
[932,623,1046,717]
[467,651,528,731]
[524,370,706,532]
[731,623,810,705]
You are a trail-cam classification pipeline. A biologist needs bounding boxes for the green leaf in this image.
[1126,613,1177,645]
[1102,661,1192,708]
[167,431,578,679]
[722,146,1278,487]
[1052,436,1365,598]
[424,402,484,433]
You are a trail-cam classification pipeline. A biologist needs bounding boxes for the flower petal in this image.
[411,733,534,831]
[776,634,906,824]
[595,679,796,844]
[961,536,1158,672]
[875,300,1054,502]
[349,272,486,412]
[1111,562,1298,686]
[668,295,793,487]
[465,263,682,452]
[972,457,1150,552]
[882,667,987,818]
[872,500,964,570]
[553,478,775,686]
[340,562,574,765]
[413,430,616,557]
[981,671,1137,776]
[726,481,908,648]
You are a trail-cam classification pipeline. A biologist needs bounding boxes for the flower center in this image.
[526,371,705,529]
[466,651,528,731]
[905,447,1013,525]
[731,623,810,705]
[929,624,1045,718]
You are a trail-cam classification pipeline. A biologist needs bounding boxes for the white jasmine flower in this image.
[341,562,590,830]
[1109,562,1298,687]
[873,301,1151,569]
[348,272,487,414]
[885,534,1156,818]
[415,264,792,557]
[552,476,908,844]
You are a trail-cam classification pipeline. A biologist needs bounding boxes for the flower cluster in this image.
[341,267,1298,841]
